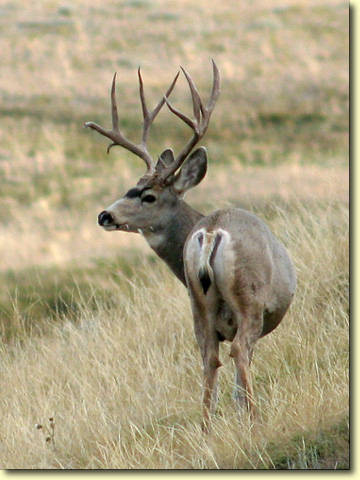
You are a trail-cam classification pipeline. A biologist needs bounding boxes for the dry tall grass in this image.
[0,199,348,469]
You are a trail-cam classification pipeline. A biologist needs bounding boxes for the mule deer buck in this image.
[85,61,296,432]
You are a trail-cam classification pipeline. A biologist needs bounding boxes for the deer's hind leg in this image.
[186,268,222,432]
[227,303,264,419]
[230,319,256,416]
[191,303,222,433]
[201,325,221,432]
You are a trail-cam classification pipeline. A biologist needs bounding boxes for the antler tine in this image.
[180,66,204,125]
[163,95,196,130]
[159,60,221,182]
[110,72,120,132]
[85,69,180,175]
[137,68,149,125]
[205,59,221,115]
[139,68,180,145]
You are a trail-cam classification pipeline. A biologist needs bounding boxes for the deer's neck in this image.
[143,201,203,285]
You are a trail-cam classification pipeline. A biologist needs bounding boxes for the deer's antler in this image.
[85,69,180,175]
[158,59,220,182]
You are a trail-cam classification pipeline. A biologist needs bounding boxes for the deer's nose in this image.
[98,210,114,226]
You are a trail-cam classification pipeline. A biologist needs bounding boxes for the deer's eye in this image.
[142,194,156,203]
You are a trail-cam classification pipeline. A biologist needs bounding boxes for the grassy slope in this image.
[0,0,348,469]
[0,200,349,469]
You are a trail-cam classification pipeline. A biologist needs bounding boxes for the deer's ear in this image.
[172,147,207,195]
[155,148,175,173]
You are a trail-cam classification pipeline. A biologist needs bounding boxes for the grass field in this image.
[0,0,349,469]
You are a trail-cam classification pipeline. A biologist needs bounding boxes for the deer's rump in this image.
[185,208,296,342]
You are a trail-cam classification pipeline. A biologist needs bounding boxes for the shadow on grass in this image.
[0,254,150,343]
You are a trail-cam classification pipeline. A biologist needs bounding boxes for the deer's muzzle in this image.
[98,210,138,232]
[98,210,114,226]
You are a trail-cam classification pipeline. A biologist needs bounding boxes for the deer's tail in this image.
[197,230,223,295]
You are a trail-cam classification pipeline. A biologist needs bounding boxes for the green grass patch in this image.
[266,417,349,469]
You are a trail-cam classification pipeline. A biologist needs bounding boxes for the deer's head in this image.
[85,61,220,235]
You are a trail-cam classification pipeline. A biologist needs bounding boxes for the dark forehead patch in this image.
[125,187,153,198]
[125,188,141,198]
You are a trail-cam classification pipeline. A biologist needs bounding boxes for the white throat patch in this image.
[142,230,165,250]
